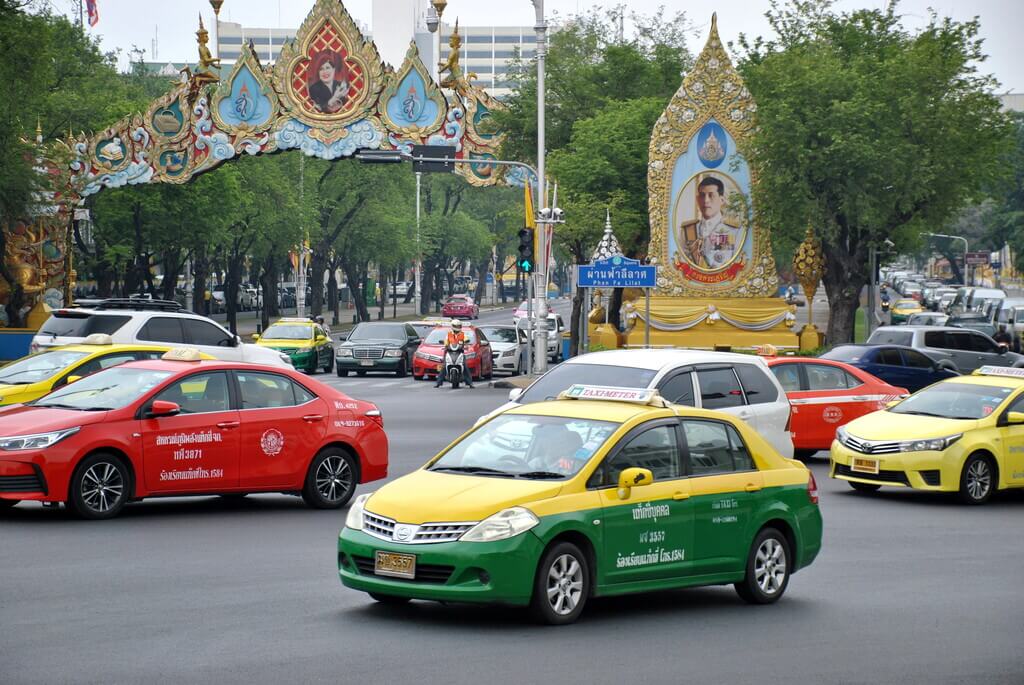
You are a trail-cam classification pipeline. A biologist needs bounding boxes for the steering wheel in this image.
[495,453,530,470]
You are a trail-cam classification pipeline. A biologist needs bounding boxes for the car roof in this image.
[561,348,768,372]
[938,374,1024,389]
[114,358,264,373]
[50,343,185,355]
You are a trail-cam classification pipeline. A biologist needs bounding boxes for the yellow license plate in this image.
[374,551,416,579]
[851,457,879,475]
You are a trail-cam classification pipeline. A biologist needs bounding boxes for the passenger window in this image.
[902,350,934,369]
[948,333,974,351]
[726,425,755,471]
[97,353,138,369]
[804,364,848,390]
[697,368,744,409]
[183,319,233,347]
[683,421,734,476]
[659,372,694,406]
[139,317,185,344]
[969,334,997,353]
[843,370,863,388]
[736,364,779,403]
[294,383,316,404]
[877,349,903,366]
[153,372,230,414]
[770,363,802,392]
[602,424,681,484]
[237,372,299,409]
[924,331,950,349]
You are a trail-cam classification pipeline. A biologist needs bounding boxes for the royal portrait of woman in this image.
[307,50,350,114]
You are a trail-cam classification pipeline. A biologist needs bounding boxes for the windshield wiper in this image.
[896,410,945,418]
[80,406,115,411]
[33,402,84,410]
[516,471,565,480]
[430,466,515,477]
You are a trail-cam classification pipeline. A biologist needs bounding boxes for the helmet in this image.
[451,319,463,330]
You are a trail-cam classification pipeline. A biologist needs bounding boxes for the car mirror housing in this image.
[508,388,523,402]
[147,400,181,418]
[1007,411,1024,424]
[617,467,654,499]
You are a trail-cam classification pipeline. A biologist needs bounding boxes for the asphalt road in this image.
[2,300,1023,684]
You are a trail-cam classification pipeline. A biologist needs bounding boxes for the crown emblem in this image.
[699,130,725,163]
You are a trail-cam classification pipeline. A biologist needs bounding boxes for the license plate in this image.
[851,457,879,475]
[374,550,415,579]
[360,359,374,366]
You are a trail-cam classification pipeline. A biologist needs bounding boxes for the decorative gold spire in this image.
[794,224,825,323]
[35,117,43,144]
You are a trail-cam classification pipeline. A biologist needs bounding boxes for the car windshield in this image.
[889,382,1015,420]
[348,323,407,341]
[519,363,658,403]
[0,350,89,384]
[429,413,618,479]
[33,367,172,411]
[480,327,519,343]
[262,324,312,340]
[424,328,476,344]
[867,329,913,346]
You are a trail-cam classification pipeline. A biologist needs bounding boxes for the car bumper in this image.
[491,354,519,372]
[286,349,315,366]
[337,357,403,371]
[337,527,542,605]
[412,357,482,378]
[829,440,964,491]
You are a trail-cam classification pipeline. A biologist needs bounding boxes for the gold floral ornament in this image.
[793,225,825,331]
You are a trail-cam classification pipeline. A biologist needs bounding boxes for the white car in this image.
[478,348,795,458]
[477,324,528,375]
[33,298,292,367]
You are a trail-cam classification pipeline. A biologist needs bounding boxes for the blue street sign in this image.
[577,255,657,288]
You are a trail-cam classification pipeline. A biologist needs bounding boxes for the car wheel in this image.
[69,453,130,520]
[848,480,881,493]
[337,369,349,377]
[413,373,423,381]
[324,355,334,373]
[302,448,358,509]
[396,358,408,378]
[734,527,791,604]
[959,453,997,505]
[0,499,19,509]
[308,357,319,374]
[530,541,589,625]
[369,592,411,605]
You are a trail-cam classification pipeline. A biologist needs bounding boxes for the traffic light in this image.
[518,228,535,273]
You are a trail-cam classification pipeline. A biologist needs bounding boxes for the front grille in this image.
[834,463,910,485]
[840,434,901,455]
[363,511,395,539]
[0,474,43,493]
[919,470,942,486]
[352,555,455,584]
[363,510,475,544]
[353,348,385,359]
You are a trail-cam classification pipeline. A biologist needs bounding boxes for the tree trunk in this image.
[225,254,244,335]
[309,251,326,317]
[608,288,623,330]
[939,247,964,284]
[192,249,209,316]
[326,271,338,325]
[822,248,867,345]
[473,260,488,303]
[570,284,585,356]
[378,265,386,321]
[342,263,370,322]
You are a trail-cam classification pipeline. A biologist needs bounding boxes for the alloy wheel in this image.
[965,459,991,501]
[315,455,352,503]
[754,537,787,596]
[546,553,583,616]
[80,462,124,514]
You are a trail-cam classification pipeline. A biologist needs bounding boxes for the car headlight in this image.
[501,349,515,357]
[836,426,848,443]
[0,426,80,451]
[464,352,477,359]
[345,493,371,530]
[460,506,539,543]
[296,346,312,353]
[278,353,294,365]
[383,349,403,358]
[900,434,962,452]
[337,348,353,357]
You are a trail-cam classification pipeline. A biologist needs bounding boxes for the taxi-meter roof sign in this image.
[561,385,659,404]
[162,348,203,362]
[975,366,1024,379]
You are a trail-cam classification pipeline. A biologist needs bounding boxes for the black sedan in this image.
[335,322,421,377]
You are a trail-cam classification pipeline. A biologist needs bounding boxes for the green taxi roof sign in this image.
[559,385,667,406]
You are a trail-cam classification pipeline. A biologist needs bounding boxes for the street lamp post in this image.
[423,0,447,318]
[531,0,548,375]
[922,232,969,285]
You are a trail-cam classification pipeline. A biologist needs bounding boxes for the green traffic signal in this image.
[518,227,535,273]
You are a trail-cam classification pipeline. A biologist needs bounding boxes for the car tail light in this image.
[807,470,819,505]
[784,408,792,434]
[366,407,383,428]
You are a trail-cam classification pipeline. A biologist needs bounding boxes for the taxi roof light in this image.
[559,384,669,408]
[81,333,113,346]
[162,347,203,362]
[974,365,1024,378]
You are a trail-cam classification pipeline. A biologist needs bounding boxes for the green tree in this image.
[738,0,1012,342]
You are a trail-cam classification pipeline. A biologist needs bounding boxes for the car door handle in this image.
[673,491,690,500]
[745,483,762,492]
[852,396,870,402]
[217,421,239,429]
[303,414,324,422]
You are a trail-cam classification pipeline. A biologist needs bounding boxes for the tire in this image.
[69,453,130,520]
[959,453,997,505]
[302,448,358,509]
[0,499,19,509]
[529,541,590,625]
[337,369,349,377]
[451,375,461,390]
[413,373,423,381]
[324,355,334,373]
[369,592,411,605]
[734,527,791,605]
[396,358,408,378]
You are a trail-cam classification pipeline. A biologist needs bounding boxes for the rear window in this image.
[867,329,913,346]
[39,313,130,337]
[518,363,658,403]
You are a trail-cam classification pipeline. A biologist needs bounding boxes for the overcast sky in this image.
[58,0,1022,92]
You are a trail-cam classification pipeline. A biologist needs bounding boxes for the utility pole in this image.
[531,0,549,375]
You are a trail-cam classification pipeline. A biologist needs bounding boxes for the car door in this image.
[181,318,242,362]
[998,392,1024,485]
[733,363,788,453]
[681,419,764,576]
[592,420,693,585]
[656,370,696,407]
[137,317,186,346]
[140,371,240,492]
[968,332,1009,368]
[871,347,912,390]
[694,366,751,427]
[899,348,941,392]
[795,363,864,447]
[235,370,327,489]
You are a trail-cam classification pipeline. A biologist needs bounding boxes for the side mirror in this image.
[316,335,328,344]
[233,335,242,347]
[251,333,260,341]
[147,400,180,418]
[616,467,654,499]
[508,388,523,402]
[998,344,1007,355]
[336,333,348,342]
[1007,411,1024,424]
[66,375,82,385]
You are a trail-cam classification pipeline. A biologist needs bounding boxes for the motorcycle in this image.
[441,340,466,389]
[880,298,891,313]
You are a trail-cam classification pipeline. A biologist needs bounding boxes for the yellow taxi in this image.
[831,365,1024,504]
[338,385,822,624]
[253,317,334,373]
[0,335,210,406]
[889,298,924,324]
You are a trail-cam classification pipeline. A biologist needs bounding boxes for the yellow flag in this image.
[524,184,536,229]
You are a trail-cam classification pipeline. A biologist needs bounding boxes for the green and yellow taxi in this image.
[338,385,822,624]
[0,335,207,407]
[889,298,924,324]
[831,365,1024,504]
[253,317,334,373]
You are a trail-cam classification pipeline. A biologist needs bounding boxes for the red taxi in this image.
[412,324,493,381]
[767,357,908,459]
[441,295,479,319]
[0,350,387,519]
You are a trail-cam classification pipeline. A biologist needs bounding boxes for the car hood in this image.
[844,411,980,440]
[365,469,563,524]
[488,342,517,352]
[0,404,110,435]
[341,339,403,347]
[257,339,311,349]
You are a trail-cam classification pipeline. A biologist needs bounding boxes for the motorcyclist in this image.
[435,319,474,388]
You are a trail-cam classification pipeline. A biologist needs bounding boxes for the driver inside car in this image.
[527,423,584,475]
